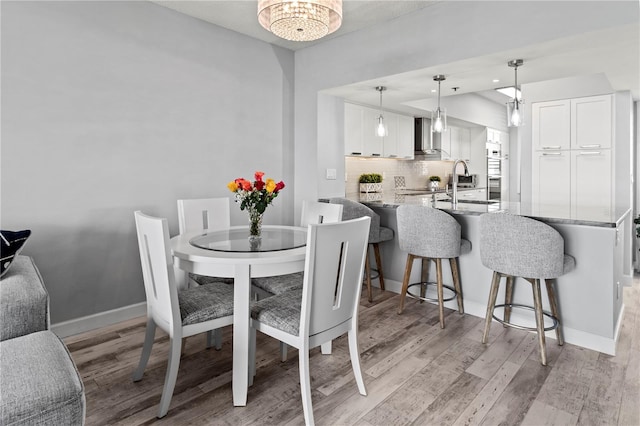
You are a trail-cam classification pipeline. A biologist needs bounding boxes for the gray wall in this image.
[1,1,295,323]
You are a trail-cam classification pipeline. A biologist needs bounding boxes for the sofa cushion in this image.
[0,330,85,425]
[1,229,31,277]
[0,255,49,341]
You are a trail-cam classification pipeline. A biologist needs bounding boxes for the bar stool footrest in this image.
[406,282,457,303]
[492,303,559,332]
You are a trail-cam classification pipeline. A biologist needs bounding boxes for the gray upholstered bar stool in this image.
[329,197,394,302]
[396,204,470,328]
[479,212,575,366]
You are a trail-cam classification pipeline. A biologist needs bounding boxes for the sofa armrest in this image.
[0,255,50,341]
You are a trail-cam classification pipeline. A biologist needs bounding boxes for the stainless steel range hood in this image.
[414,117,444,160]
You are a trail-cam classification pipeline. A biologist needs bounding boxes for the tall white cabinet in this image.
[532,94,613,220]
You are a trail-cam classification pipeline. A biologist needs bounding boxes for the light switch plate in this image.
[326,168,337,180]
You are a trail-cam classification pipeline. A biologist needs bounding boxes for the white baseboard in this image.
[51,302,147,338]
[382,278,619,356]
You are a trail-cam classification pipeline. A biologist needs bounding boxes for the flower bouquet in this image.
[227,171,285,241]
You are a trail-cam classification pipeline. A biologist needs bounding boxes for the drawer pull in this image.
[371,153,381,157]
[578,151,601,156]
[579,144,601,148]
[542,152,562,156]
[542,146,562,150]
[350,152,362,156]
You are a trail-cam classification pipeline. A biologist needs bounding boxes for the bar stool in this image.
[396,205,470,328]
[329,198,394,302]
[479,212,575,366]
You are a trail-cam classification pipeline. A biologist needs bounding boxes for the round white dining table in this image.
[170,225,307,407]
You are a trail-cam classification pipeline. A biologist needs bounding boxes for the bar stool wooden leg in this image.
[420,257,430,303]
[435,258,445,328]
[365,247,373,303]
[545,279,564,345]
[373,243,385,291]
[398,254,414,314]
[482,271,501,344]
[504,275,515,326]
[531,278,548,366]
[449,258,464,314]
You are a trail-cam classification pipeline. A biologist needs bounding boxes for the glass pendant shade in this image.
[507,98,524,127]
[376,115,388,137]
[257,0,342,42]
[431,75,447,134]
[431,107,447,134]
[506,59,524,127]
[374,86,387,137]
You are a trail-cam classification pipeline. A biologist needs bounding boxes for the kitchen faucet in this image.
[451,159,469,207]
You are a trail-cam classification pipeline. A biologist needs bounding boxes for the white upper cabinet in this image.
[344,102,413,158]
[571,95,612,149]
[532,99,571,151]
[532,150,572,218]
[450,127,471,161]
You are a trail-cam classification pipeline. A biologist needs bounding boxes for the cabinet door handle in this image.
[542,146,562,150]
[578,151,602,156]
[579,144,601,148]
[542,152,562,156]
[350,152,362,156]
[387,154,397,158]
[371,153,381,157]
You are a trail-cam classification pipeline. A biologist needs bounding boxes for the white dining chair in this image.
[178,197,235,349]
[249,216,371,426]
[251,200,343,360]
[177,197,233,286]
[132,211,234,418]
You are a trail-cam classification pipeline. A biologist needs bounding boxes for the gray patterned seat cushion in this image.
[252,272,303,295]
[250,289,303,335]
[178,282,234,326]
[189,273,234,286]
[0,330,85,425]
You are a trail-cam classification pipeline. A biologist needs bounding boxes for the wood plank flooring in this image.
[66,276,640,425]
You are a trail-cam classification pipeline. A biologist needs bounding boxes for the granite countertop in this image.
[348,192,630,228]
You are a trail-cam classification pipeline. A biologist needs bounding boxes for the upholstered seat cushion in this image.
[252,272,303,295]
[0,331,85,425]
[189,273,234,286]
[371,225,394,244]
[178,282,234,325]
[250,289,303,335]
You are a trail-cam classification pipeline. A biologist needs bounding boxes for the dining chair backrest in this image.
[177,198,230,234]
[300,216,371,338]
[134,211,180,331]
[299,200,343,227]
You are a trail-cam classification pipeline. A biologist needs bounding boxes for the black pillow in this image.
[1,230,31,277]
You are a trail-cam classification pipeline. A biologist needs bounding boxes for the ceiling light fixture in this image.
[257,0,343,42]
[375,86,387,138]
[431,75,447,134]
[506,59,524,127]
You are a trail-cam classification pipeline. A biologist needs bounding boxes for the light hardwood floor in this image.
[66,276,640,425]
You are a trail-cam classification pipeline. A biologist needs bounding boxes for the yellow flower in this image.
[227,181,238,192]
[265,178,276,193]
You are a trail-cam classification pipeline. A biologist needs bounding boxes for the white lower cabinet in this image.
[571,149,612,220]
[532,151,571,218]
[458,188,487,201]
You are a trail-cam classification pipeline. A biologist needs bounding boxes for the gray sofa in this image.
[0,255,85,425]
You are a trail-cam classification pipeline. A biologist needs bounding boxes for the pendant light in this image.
[375,86,387,137]
[431,75,447,134]
[507,59,524,127]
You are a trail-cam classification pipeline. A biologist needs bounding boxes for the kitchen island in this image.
[349,192,633,355]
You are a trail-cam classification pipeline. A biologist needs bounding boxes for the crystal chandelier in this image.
[257,0,343,42]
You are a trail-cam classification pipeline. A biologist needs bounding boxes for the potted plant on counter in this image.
[359,173,383,193]
[429,175,441,190]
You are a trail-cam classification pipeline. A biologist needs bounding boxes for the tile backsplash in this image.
[345,157,455,197]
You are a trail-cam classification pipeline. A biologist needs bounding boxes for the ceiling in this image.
[151,1,639,114]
